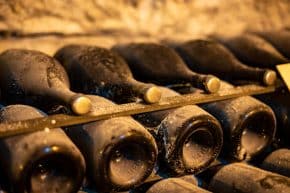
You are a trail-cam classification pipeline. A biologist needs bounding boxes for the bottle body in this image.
[173,82,276,161]
[135,87,223,176]
[0,49,91,115]
[256,30,290,59]
[65,95,158,192]
[131,174,199,193]
[145,177,211,193]
[112,43,220,93]
[54,44,161,104]
[0,105,86,193]
[256,91,290,147]
[214,34,289,69]
[202,96,276,161]
[174,39,277,86]
[261,149,290,177]
[209,163,290,193]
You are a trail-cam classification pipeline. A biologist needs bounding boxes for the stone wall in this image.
[0,0,290,54]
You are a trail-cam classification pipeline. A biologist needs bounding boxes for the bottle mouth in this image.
[182,127,217,171]
[71,95,92,115]
[236,110,276,160]
[263,70,277,86]
[25,147,84,193]
[143,86,162,104]
[205,76,221,93]
[107,135,157,189]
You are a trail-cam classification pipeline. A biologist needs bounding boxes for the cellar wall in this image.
[0,0,290,55]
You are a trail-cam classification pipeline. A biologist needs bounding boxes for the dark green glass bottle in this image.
[208,163,290,193]
[135,87,223,176]
[64,95,158,192]
[173,39,277,86]
[112,43,220,93]
[54,45,161,104]
[175,82,276,161]
[145,177,210,193]
[256,30,290,59]
[0,49,91,115]
[261,149,290,177]
[0,105,86,193]
[214,33,289,69]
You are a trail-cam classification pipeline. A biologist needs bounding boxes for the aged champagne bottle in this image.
[0,49,91,115]
[256,30,290,59]
[174,39,277,86]
[208,163,290,193]
[256,91,290,147]
[177,82,276,161]
[0,105,86,193]
[54,45,161,104]
[135,87,223,176]
[112,43,220,93]
[214,33,289,69]
[141,177,211,193]
[64,95,158,192]
[261,149,290,177]
[131,175,199,193]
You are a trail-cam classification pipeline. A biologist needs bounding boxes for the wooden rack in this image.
[0,83,279,138]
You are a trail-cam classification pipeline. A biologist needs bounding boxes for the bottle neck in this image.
[185,71,220,93]
[45,76,91,115]
[127,77,161,104]
[231,60,271,85]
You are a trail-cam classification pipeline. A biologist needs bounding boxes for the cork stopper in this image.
[263,70,277,86]
[71,96,92,115]
[143,86,162,104]
[205,76,221,93]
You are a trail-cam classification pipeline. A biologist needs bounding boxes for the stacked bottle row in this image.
[0,29,288,192]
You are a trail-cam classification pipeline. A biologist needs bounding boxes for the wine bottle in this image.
[0,105,86,193]
[261,149,290,177]
[64,95,158,192]
[0,49,91,115]
[173,39,277,86]
[256,91,290,147]
[131,174,199,193]
[256,30,290,59]
[177,82,276,161]
[214,33,289,69]
[54,45,161,104]
[135,87,223,176]
[112,43,221,93]
[144,177,211,193]
[208,163,290,193]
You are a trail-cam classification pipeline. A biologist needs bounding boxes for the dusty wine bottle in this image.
[173,39,277,86]
[0,105,86,193]
[214,33,289,69]
[135,177,211,193]
[261,149,290,177]
[208,163,290,193]
[256,30,290,59]
[112,43,220,93]
[179,82,276,161]
[0,49,91,115]
[135,87,223,176]
[54,45,161,104]
[131,174,199,193]
[64,95,158,192]
[256,91,290,147]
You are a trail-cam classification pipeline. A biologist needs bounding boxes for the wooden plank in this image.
[0,84,277,138]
